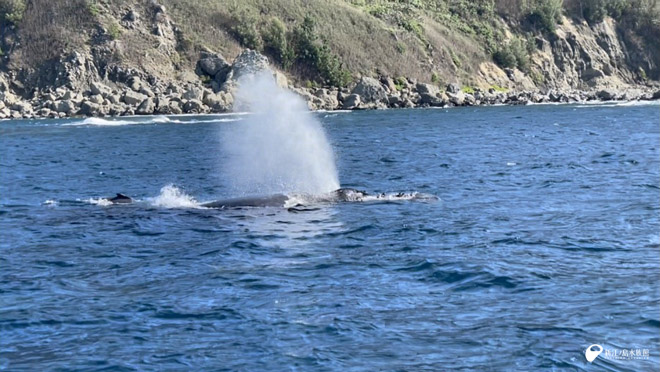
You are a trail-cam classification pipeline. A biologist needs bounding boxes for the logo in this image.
[584,344,650,362]
[585,344,603,362]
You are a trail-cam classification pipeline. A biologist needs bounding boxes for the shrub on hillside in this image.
[230,9,262,50]
[262,17,294,69]
[527,0,563,32]
[493,37,530,71]
[0,0,26,24]
[291,17,351,87]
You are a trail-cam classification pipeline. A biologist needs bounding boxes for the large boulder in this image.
[136,98,155,115]
[1,91,19,106]
[80,101,103,116]
[653,90,660,100]
[446,83,461,94]
[89,94,104,104]
[416,83,443,106]
[351,77,387,103]
[90,81,111,97]
[314,88,339,110]
[182,86,205,101]
[11,101,33,114]
[202,92,230,112]
[447,91,465,106]
[123,90,147,106]
[139,86,155,97]
[596,89,617,101]
[183,99,206,113]
[342,94,361,110]
[55,100,76,114]
[221,49,270,91]
[196,51,230,78]
[156,99,183,115]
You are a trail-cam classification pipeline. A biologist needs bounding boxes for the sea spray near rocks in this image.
[222,72,340,195]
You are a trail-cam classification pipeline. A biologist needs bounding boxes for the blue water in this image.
[1,103,659,371]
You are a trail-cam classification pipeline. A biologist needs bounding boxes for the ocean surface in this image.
[1,102,659,371]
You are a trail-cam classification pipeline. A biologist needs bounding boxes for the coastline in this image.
[2,82,659,121]
[2,50,659,121]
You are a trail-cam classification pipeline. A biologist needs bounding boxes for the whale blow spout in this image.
[222,71,340,195]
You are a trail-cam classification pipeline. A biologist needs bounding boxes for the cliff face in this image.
[0,0,658,117]
[532,18,647,90]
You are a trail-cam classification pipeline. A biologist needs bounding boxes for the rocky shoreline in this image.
[1,49,659,121]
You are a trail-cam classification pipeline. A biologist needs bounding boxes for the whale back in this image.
[201,194,289,209]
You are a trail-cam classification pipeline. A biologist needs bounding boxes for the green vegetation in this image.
[290,17,351,87]
[490,84,508,92]
[230,8,263,50]
[493,36,530,71]
[431,72,440,84]
[449,49,462,68]
[394,76,407,90]
[87,0,100,16]
[262,17,294,69]
[461,86,475,94]
[529,70,545,85]
[107,21,121,40]
[0,0,26,24]
[526,0,563,33]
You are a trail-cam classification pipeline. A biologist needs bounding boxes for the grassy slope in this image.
[161,0,496,85]
[2,0,659,89]
[161,0,436,82]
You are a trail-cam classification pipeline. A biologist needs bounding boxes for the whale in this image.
[107,193,133,204]
[201,194,289,208]
[103,188,436,207]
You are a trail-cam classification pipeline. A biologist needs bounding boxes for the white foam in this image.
[316,109,353,113]
[152,115,171,123]
[63,115,242,126]
[148,184,200,208]
[83,197,113,206]
[63,117,140,126]
[43,199,58,206]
